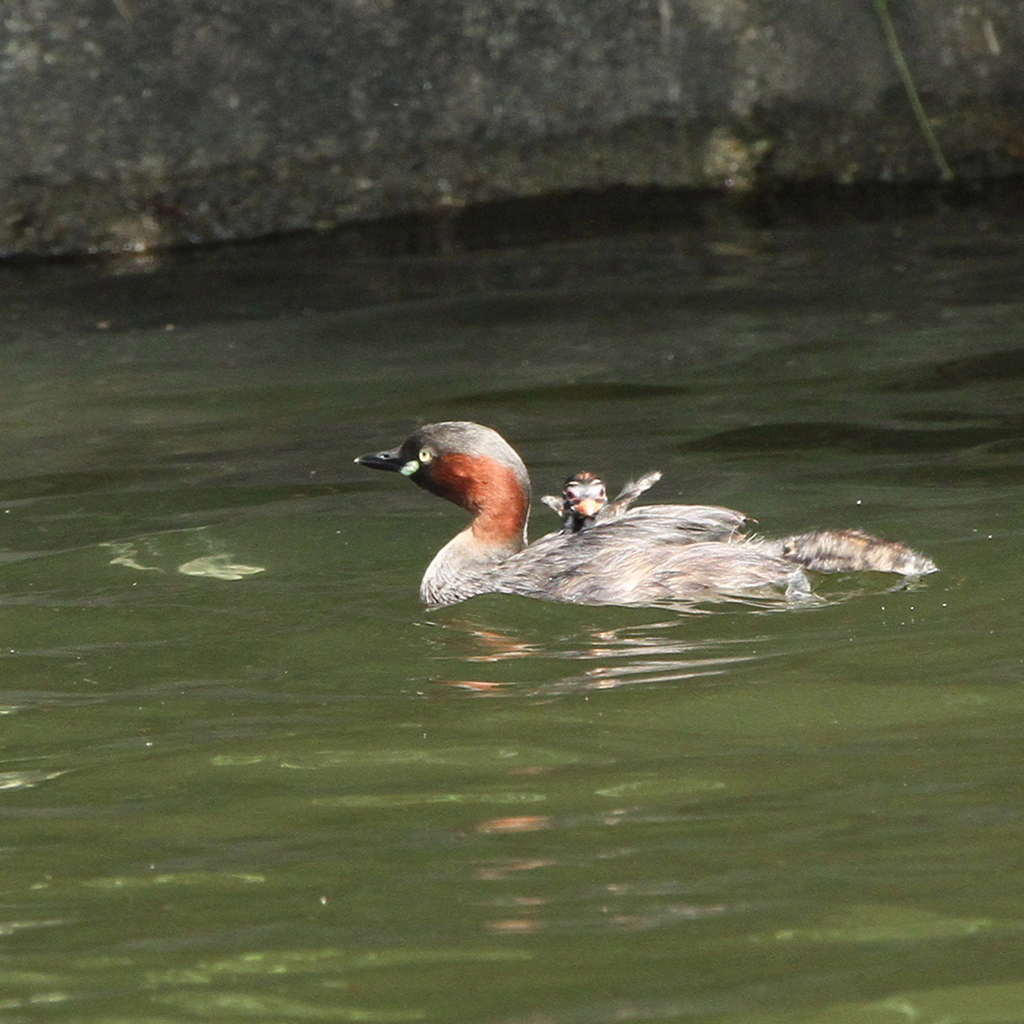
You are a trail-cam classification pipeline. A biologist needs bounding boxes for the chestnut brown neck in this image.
[427,452,530,552]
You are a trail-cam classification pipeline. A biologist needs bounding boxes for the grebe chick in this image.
[356,421,936,608]
[542,470,663,534]
[541,471,608,534]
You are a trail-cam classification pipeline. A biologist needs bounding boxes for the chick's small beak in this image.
[573,498,603,518]
[355,446,406,473]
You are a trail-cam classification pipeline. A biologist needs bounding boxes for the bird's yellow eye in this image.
[419,448,434,464]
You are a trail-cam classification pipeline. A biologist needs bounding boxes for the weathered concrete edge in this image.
[0,0,1022,256]
[7,99,1021,259]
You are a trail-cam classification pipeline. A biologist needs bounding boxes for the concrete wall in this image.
[1,0,1022,255]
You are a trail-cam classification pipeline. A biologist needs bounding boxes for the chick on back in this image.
[542,470,662,534]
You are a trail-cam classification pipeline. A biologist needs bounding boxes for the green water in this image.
[1,213,1023,1023]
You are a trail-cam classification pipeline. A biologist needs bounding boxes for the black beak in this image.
[354,446,406,473]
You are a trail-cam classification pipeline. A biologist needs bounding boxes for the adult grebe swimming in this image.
[356,421,936,608]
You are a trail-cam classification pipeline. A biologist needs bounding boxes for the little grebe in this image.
[356,421,937,608]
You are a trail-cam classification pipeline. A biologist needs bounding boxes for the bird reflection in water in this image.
[425,614,762,696]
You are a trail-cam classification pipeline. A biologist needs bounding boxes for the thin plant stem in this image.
[874,0,955,181]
